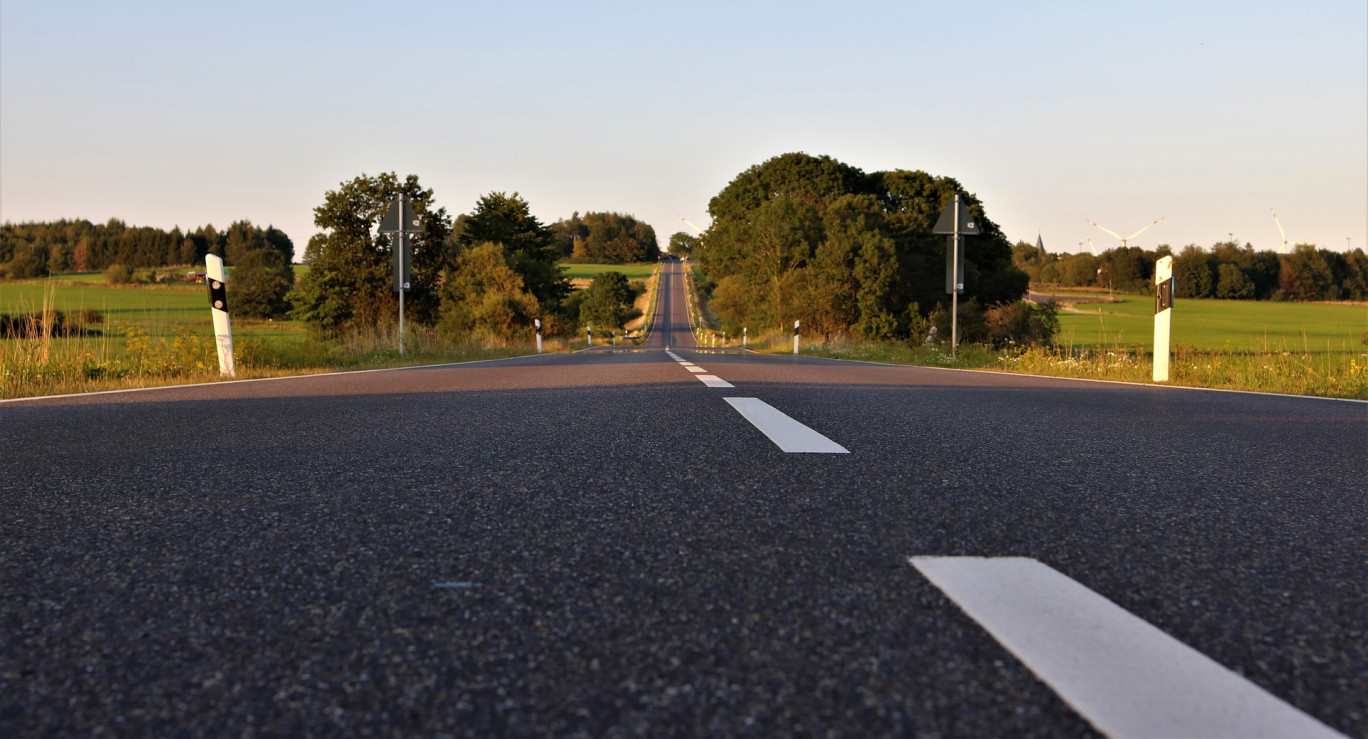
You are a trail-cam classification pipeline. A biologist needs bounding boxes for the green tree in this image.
[578,271,637,333]
[1214,263,1254,299]
[553,212,660,263]
[1174,246,1215,298]
[290,172,451,333]
[668,231,697,258]
[455,192,566,311]
[1277,245,1334,301]
[438,242,540,339]
[231,248,295,319]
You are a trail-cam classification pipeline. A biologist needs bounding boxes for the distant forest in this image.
[0,219,294,279]
[1013,241,1368,302]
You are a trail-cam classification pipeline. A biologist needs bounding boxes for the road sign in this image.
[377,195,420,233]
[931,198,980,236]
[932,194,978,357]
[377,193,420,353]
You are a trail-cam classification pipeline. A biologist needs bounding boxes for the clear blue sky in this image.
[2,0,1365,256]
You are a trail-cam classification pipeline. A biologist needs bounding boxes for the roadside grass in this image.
[766,336,1367,400]
[1055,294,1366,352]
[739,295,1368,400]
[1,277,548,400]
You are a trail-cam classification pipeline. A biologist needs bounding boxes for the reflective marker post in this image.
[1154,256,1175,382]
[205,254,236,377]
[793,319,801,354]
[743,327,748,348]
[535,318,542,353]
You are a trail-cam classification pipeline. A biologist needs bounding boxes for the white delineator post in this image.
[535,318,542,353]
[1154,255,1174,382]
[793,320,801,354]
[743,327,748,347]
[205,254,236,377]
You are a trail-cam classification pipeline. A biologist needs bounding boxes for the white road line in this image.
[908,556,1344,739]
[723,397,848,453]
[697,375,734,388]
[685,366,707,373]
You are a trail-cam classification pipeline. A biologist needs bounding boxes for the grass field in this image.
[558,262,659,281]
[1055,294,1367,352]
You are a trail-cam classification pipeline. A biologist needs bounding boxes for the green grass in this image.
[559,262,659,281]
[1055,294,1367,352]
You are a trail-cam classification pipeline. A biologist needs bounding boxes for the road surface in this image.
[3,260,1364,736]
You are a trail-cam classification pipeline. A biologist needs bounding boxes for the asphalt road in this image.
[3,261,1365,736]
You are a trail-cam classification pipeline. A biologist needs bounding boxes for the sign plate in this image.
[378,195,420,234]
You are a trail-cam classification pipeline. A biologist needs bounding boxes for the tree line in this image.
[290,172,643,340]
[0,219,294,279]
[550,212,659,263]
[1013,240,1368,301]
[695,152,1034,342]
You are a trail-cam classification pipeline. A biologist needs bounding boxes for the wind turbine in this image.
[1086,217,1165,248]
[1270,208,1289,254]
[676,215,706,236]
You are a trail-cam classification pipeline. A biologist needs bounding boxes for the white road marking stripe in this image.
[908,556,1344,739]
[697,375,734,388]
[723,397,848,453]
[685,366,707,373]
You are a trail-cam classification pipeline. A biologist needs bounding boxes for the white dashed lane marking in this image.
[909,556,1345,739]
[723,397,849,453]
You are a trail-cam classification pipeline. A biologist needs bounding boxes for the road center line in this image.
[908,556,1344,739]
[697,375,734,388]
[723,397,848,453]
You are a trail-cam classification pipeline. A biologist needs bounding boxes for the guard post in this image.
[205,254,236,377]
[793,320,801,354]
[1154,256,1175,382]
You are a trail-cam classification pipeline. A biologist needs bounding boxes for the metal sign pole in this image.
[398,229,405,355]
[952,194,960,359]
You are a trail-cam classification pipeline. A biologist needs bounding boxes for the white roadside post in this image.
[205,254,236,377]
[1154,255,1175,382]
[723,331,727,346]
[743,326,748,348]
[535,318,542,353]
[793,319,801,354]
[587,325,592,347]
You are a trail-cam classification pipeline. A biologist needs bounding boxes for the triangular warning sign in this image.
[931,197,981,235]
[377,195,421,233]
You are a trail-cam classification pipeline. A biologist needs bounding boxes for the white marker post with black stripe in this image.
[1154,255,1175,382]
[205,254,236,377]
[534,318,542,353]
[793,319,801,354]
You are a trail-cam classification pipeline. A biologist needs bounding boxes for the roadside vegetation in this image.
[6,155,1364,401]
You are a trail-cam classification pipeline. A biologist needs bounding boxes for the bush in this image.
[105,264,133,284]
[985,300,1060,347]
[230,248,294,319]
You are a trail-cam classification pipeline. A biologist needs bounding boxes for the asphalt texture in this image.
[2,261,1365,736]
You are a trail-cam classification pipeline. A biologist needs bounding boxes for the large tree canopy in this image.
[698,152,1028,337]
[454,192,567,312]
[291,172,451,333]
